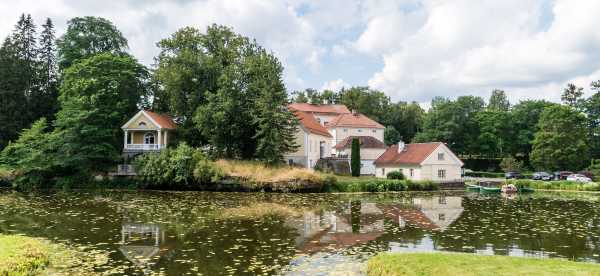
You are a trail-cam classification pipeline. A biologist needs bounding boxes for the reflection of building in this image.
[381,196,463,231]
[119,223,166,275]
[286,202,385,254]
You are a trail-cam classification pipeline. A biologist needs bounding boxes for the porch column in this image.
[157,130,162,149]
[123,130,128,148]
[164,131,168,146]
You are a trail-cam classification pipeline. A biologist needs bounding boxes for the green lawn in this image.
[368,252,600,276]
[0,234,103,275]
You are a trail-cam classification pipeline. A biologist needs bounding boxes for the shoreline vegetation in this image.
[367,252,600,276]
[0,234,105,275]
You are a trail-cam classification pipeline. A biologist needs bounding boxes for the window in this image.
[439,213,446,221]
[438,153,445,160]
[372,129,377,133]
[410,169,414,177]
[382,168,386,176]
[138,121,147,127]
[343,129,348,132]
[438,169,446,179]
[288,159,293,166]
[438,196,447,205]
[358,129,363,132]
[144,132,155,144]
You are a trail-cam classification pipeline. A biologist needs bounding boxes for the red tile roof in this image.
[327,113,384,129]
[145,110,177,129]
[288,103,351,114]
[374,142,443,166]
[335,136,386,149]
[294,111,333,138]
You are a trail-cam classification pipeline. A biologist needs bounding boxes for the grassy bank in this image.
[368,252,600,276]
[0,234,103,275]
[507,179,600,191]
[328,175,439,192]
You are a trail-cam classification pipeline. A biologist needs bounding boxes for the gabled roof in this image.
[374,142,443,166]
[288,103,351,114]
[144,110,177,129]
[121,110,177,130]
[335,136,386,149]
[293,111,333,138]
[327,113,385,129]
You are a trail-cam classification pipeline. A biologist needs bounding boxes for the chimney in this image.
[351,109,359,116]
[397,140,405,153]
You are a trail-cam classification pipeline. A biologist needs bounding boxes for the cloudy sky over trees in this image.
[1,0,599,104]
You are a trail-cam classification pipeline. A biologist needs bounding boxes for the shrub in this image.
[387,171,405,180]
[500,156,523,172]
[351,138,361,177]
[135,143,222,189]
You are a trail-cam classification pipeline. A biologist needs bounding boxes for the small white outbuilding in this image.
[374,142,463,182]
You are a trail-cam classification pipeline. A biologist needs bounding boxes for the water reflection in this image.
[1,191,600,275]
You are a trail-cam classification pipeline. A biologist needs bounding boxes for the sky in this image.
[1,0,600,106]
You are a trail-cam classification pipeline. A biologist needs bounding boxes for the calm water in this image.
[1,190,600,275]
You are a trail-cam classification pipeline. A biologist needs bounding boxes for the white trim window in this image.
[437,169,446,179]
[144,132,155,144]
[438,153,445,161]
[410,168,414,177]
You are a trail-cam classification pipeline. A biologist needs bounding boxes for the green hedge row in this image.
[507,179,600,191]
[325,178,439,193]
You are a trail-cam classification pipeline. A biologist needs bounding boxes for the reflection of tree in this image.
[351,200,361,233]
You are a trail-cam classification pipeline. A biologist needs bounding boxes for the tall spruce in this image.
[32,18,59,122]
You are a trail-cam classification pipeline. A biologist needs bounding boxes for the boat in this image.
[480,186,501,193]
[466,184,481,192]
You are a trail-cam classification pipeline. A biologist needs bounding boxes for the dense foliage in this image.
[0,14,59,149]
[135,143,223,189]
[386,171,405,180]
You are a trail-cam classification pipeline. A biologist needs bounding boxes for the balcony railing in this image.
[124,144,164,151]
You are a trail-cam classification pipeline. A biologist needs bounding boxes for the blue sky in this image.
[1,0,600,105]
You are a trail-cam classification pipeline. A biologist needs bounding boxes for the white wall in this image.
[375,166,421,180]
[330,127,384,150]
[420,144,463,181]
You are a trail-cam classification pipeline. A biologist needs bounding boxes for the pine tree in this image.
[251,52,298,164]
[33,18,59,121]
[0,37,29,148]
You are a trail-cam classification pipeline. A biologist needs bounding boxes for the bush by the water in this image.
[508,179,600,191]
[386,171,405,180]
[135,143,223,189]
[328,176,438,192]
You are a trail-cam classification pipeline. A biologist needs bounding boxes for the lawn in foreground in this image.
[368,252,600,276]
[0,234,103,275]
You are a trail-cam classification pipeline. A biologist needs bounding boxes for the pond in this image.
[1,190,600,275]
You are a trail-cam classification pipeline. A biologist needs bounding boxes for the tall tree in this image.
[488,89,510,111]
[0,37,29,148]
[187,25,298,160]
[31,18,59,122]
[52,53,149,173]
[585,80,600,159]
[384,126,401,145]
[475,110,511,157]
[561,83,584,109]
[57,16,128,70]
[414,96,484,155]
[385,102,424,142]
[508,100,554,161]
[250,52,299,164]
[531,105,588,171]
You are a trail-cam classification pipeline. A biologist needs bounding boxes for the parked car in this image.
[505,171,522,179]
[578,171,594,180]
[553,171,573,180]
[532,172,552,181]
[566,174,592,183]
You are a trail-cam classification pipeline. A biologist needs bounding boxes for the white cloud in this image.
[2,0,600,104]
[321,78,349,91]
[363,0,600,103]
